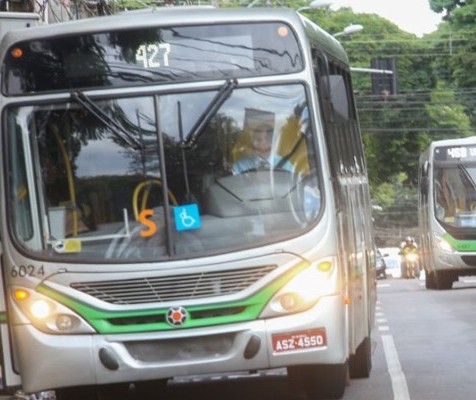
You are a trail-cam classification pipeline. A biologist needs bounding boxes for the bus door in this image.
[0,259,21,390]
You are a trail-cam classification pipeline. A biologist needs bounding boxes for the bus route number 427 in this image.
[272,328,327,353]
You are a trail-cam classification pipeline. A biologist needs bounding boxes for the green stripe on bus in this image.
[37,263,308,334]
[443,233,476,251]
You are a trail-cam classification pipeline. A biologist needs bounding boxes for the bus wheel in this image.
[425,270,436,289]
[349,336,372,379]
[98,383,130,399]
[288,362,348,399]
[55,386,99,400]
[134,379,168,397]
[435,271,453,290]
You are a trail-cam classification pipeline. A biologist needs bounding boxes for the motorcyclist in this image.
[401,236,419,278]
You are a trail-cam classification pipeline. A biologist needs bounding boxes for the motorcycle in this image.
[403,252,420,279]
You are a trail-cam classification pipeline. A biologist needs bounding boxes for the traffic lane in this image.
[167,373,298,400]
[341,330,393,400]
[377,277,476,400]
[165,353,390,400]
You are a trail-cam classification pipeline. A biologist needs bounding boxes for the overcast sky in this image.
[330,0,444,36]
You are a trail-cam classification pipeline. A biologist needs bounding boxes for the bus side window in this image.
[326,74,349,120]
[9,117,33,241]
[313,51,340,174]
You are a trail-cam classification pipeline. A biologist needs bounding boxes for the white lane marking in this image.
[381,334,410,400]
[378,325,390,331]
[377,318,387,324]
[378,283,391,288]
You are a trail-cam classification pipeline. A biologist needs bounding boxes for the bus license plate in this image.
[272,328,327,353]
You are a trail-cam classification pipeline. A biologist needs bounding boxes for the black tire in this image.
[134,379,168,397]
[99,383,130,399]
[425,270,436,289]
[435,271,453,290]
[349,336,372,379]
[288,362,348,400]
[55,386,100,400]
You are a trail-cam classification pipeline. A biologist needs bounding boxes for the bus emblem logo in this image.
[166,306,188,326]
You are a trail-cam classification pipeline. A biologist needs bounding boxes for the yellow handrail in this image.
[132,179,178,221]
[51,125,78,236]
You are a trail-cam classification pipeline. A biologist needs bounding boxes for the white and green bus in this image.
[419,137,476,290]
[0,6,376,399]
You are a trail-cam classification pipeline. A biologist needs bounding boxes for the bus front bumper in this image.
[14,294,347,393]
[431,248,476,273]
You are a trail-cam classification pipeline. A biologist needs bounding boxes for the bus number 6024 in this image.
[10,265,45,278]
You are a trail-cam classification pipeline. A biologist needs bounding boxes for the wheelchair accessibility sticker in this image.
[174,204,201,231]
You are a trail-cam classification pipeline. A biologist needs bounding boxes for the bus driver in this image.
[232,122,294,174]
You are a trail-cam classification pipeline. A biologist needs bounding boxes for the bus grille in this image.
[70,265,277,305]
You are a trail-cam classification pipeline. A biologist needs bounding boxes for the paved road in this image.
[166,276,476,400]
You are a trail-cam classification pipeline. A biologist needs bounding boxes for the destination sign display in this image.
[434,144,476,161]
[3,22,303,95]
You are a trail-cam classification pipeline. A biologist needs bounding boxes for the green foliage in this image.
[429,0,462,17]
[371,181,396,209]
[313,10,434,188]
[312,5,473,237]
[426,84,472,138]
[426,2,476,129]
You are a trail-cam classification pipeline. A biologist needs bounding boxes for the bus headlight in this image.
[260,259,338,318]
[30,299,50,319]
[12,287,95,334]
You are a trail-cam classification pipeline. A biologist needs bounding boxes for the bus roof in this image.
[425,136,476,150]
[420,136,476,163]
[0,11,39,42]
[0,7,347,65]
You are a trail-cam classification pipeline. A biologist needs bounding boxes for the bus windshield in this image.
[434,162,476,229]
[7,83,321,262]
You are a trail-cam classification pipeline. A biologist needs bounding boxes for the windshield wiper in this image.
[71,91,141,150]
[181,78,238,148]
[458,161,476,190]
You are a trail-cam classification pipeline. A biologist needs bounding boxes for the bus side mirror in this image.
[420,160,429,194]
[420,176,428,194]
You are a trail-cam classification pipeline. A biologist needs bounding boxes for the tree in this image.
[426,84,472,140]
[427,1,476,126]
[315,9,436,188]
[314,6,474,241]
[429,0,463,17]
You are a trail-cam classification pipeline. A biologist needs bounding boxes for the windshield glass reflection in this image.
[7,84,322,262]
[434,162,476,228]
